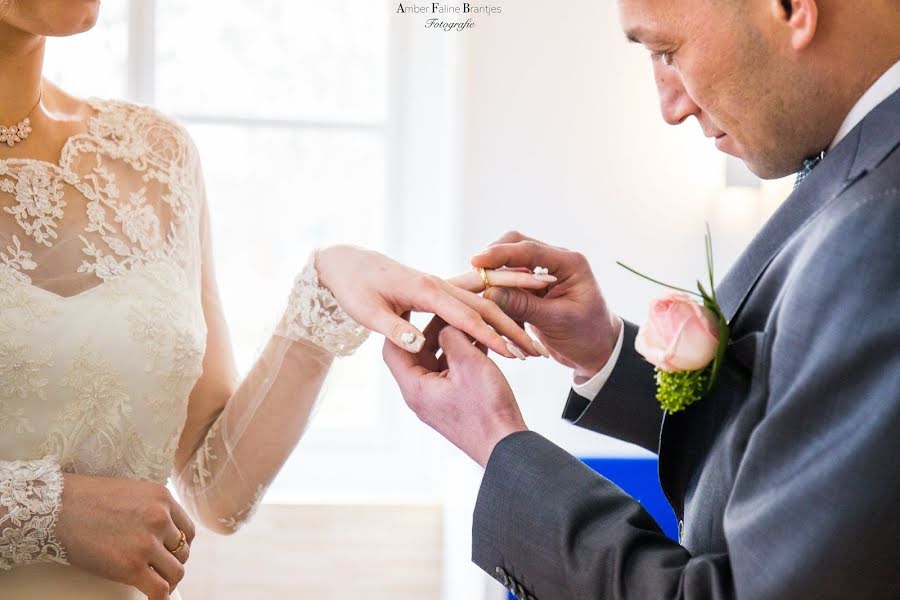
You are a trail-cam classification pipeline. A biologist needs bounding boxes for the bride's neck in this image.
[0,23,45,123]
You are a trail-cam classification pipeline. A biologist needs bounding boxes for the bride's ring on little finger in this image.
[478,267,492,290]
[167,529,187,555]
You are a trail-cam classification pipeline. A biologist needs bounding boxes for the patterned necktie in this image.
[793,153,823,188]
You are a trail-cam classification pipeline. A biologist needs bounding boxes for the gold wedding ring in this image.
[168,530,186,555]
[478,267,491,290]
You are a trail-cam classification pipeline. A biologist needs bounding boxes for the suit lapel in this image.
[716,87,900,325]
[657,88,900,516]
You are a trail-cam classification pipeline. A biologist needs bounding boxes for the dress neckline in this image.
[0,97,105,173]
[15,256,154,303]
[0,98,189,301]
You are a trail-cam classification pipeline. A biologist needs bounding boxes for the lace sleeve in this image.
[0,459,68,570]
[273,252,370,356]
[172,156,369,533]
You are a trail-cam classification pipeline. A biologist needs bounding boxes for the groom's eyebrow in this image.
[625,27,664,45]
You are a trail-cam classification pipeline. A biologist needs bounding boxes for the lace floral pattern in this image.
[0,99,199,294]
[276,253,369,356]
[0,96,354,590]
[0,339,51,435]
[0,459,67,570]
[41,345,132,474]
[216,484,265,533]
[0,99,207,495]
[187,419,221,493]
[1,163,66,247]
[0,238,58,333]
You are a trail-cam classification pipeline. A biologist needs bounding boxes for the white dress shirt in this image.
[572,59,900,401]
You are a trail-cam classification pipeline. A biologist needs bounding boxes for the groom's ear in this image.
[771,0,818,51]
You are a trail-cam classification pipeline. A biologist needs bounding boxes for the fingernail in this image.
[504,337,528,361]
[533,274,557,283]
[531,337,550,358]
[401,331,424,352]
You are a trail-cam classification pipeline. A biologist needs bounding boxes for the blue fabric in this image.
[579,457,678,541]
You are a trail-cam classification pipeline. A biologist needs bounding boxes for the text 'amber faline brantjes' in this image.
[396,2,503,31]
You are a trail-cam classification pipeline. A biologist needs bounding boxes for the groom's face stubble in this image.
[618,0,827,179]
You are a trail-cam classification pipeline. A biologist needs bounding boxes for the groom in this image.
[384,0,899,598]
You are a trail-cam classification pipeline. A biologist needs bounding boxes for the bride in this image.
[0,2,555,598]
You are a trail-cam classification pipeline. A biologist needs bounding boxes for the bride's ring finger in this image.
[446,268,557,294]
[165,528,190,564]
[440,283,546,358]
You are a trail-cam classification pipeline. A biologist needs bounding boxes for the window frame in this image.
[119,0,463,503]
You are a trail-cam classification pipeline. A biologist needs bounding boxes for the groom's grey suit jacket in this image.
[472,88,900,599]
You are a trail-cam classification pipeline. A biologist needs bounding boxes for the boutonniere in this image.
[617,225,729,413]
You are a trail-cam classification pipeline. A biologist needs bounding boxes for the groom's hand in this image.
[383,317,527,468]
[472,231,622,382]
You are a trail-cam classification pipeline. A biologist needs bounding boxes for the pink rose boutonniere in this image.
[618,226,730,413]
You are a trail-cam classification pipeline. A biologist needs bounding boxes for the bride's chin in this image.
[54,10,101,37]
[17,1,101,38]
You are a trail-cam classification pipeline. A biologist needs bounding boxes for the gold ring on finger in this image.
[478,267,491,290]
[168,529,186,555]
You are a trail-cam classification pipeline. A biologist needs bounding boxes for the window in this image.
[45,0,455,501]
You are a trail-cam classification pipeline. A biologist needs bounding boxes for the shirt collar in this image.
[829,59,900,151]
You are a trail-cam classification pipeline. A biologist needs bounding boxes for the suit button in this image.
[678,520,684,543]
[495,566,510,587]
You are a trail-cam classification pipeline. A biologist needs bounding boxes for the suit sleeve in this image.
[473,189,900,599]
[562,320,663,454]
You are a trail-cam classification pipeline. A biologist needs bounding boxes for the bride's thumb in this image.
[484,287,543,325]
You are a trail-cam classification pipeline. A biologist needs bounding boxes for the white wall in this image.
[452,0,790,458]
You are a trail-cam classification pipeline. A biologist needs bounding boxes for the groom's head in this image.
[619,0,900,178]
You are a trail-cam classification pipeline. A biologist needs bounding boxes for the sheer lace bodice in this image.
[0,98,207,484]
[0,98,367,598]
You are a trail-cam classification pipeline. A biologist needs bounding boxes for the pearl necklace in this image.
[0,91,41,148]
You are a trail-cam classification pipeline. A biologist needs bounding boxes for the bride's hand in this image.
[55,474,195,600]
[315,245,555,358]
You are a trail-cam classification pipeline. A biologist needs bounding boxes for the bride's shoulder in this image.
[86,97,200,167]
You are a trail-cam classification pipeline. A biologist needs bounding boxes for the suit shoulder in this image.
[806,142,899,264]
[782,163,899,315]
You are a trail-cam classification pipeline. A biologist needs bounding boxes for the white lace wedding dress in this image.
[0,98,368,598]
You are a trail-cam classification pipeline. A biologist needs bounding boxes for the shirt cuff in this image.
[571,316,625,400]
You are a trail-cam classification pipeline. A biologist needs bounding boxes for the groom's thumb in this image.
[484,287,543,324]
[439,326,483,368]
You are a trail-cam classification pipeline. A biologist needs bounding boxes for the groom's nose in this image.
[653,60,701,126]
